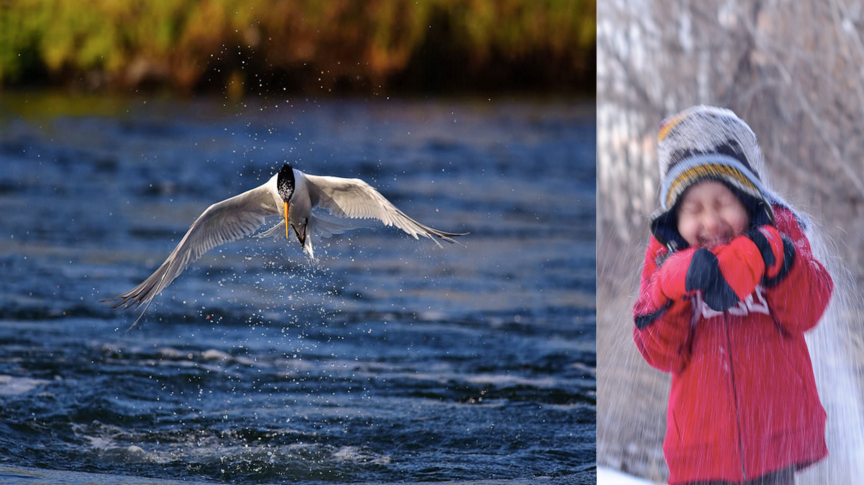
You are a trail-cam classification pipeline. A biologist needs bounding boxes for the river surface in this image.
[0,95,595,484]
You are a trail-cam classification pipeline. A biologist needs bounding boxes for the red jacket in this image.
[633,206,832,484]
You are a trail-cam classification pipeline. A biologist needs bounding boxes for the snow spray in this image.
[797,224,864,483]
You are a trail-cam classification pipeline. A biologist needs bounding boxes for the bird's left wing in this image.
[103,183,279,326]
[302,173,466,246]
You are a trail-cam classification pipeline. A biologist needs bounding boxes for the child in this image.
[632,106,833,485]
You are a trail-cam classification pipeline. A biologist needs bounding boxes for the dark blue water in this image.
[0,95,596,484]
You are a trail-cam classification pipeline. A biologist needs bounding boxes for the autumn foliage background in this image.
[0,0,596,96]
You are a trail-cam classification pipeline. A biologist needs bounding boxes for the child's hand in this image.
[743,225,787,280]
[701,225,786,311]
[651,248,699,306]
[682,247,742,312]
[710,236,764,306]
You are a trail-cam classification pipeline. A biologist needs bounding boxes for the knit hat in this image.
[650,105,775,252]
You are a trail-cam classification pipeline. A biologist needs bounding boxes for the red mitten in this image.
[710,225,786,302]
[650,248,698,307]
[746,225,786,280]
[712,234,765,301]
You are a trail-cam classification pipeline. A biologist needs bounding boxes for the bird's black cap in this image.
[277,163,295,200]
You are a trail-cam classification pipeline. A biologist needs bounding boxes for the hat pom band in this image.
[660,154,764,210]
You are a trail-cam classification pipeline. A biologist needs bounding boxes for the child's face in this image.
[676,180,750,249]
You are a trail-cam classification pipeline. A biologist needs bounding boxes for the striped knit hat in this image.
[650,105,775,251]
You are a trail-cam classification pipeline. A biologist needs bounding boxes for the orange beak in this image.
[283,201,290,239]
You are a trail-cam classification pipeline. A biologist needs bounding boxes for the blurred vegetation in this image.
[0,0,595,96]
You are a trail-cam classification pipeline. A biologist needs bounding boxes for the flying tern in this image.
[104,163,466,327]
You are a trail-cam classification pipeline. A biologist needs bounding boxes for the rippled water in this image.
[0,95,596,484]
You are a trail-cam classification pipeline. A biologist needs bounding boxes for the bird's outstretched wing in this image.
[302,173,467,246]
[103,184,278,327]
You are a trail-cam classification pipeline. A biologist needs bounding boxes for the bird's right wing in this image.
[302,173,467,247]
[103,184,279,326]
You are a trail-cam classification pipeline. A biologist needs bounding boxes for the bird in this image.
[103,163,466,327]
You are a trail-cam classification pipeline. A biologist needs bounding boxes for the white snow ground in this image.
[597,466,662,484]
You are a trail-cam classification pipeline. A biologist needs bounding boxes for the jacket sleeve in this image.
[632,237,694,374]
[763,206,833,334]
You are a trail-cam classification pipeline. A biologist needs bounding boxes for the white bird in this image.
[104,163,466,327]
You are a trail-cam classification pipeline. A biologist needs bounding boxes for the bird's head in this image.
[277,163,295,239]
[277,163,295,201]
